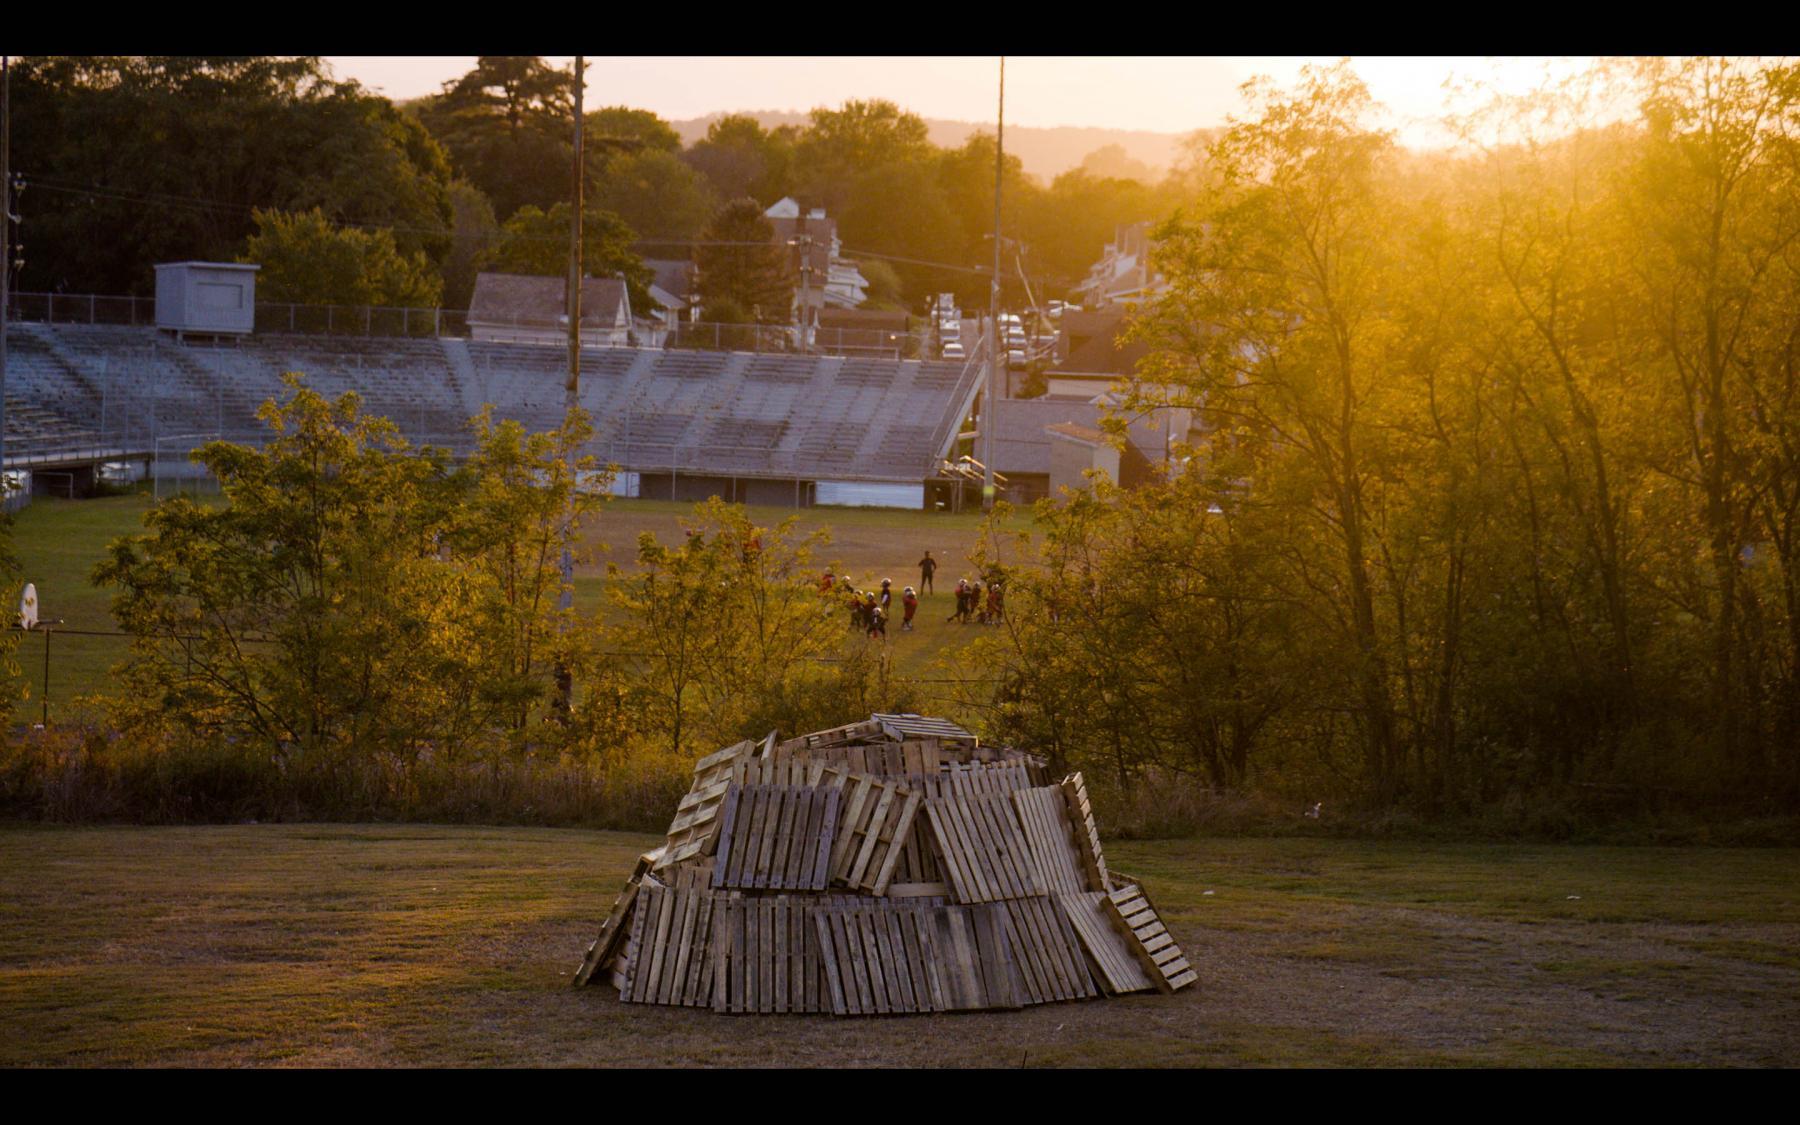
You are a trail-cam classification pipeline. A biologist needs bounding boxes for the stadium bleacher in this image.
[3,324,985,501]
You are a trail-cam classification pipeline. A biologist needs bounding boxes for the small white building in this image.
[467,272,633,347]
[155,261,260,336]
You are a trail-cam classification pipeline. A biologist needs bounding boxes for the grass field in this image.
[10,490,1011,720]
[2,825,1796,1067]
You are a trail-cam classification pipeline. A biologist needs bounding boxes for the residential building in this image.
[467,273,632,347]
[1070,221,1166,310]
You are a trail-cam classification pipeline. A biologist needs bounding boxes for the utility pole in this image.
[2,56,12,481]
[982,56,1004,512]
[792,207,813,351]
[554,54,586,719]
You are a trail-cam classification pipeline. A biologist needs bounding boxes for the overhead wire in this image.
[21,175,1076,286]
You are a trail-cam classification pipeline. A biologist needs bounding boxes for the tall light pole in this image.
[982,56,1004,512]
[554,54,586,719]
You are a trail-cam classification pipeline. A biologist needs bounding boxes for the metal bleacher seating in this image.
[5,325,986,487]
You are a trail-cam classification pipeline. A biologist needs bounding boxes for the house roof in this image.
[1058,310,1152,376]
[1044,421,1110,448]
[991,396,1172,475]
[643,259,697,304]
[467,272,630,328]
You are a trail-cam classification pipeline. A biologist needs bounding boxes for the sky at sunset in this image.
[323,56,1600,150]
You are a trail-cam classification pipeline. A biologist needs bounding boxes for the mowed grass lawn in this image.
[11,492,1014,720]
[2,826,1796,1067]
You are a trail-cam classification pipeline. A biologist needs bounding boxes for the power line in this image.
[21,175,1074,284]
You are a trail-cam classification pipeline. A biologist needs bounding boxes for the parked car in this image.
[942,341,966,360]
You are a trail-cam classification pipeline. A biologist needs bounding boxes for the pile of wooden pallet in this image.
[573,713,1196,1014]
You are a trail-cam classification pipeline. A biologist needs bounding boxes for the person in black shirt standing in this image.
[918,550,937,595]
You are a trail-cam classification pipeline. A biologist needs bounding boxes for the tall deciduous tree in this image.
[413,56,575,225]
[1133,64,1408,801]
[606,500,852,756]
[1622,56,1800,782]
[95,380,604,761]
[243,208,442,308]
[795,99,933,214]
[10,55,455,295]
[694,199,793,324]
[683,114,795,207]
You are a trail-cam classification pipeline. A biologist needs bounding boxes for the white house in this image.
[467,272,633,347]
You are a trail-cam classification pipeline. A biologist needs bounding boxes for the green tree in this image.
[413,56,575,224]
[857,258,905,309]
[607,500,858,756]
[95,381,455,758]
[10,56,455,295]
[796,99,933,214]
[1621,57,1800,782]
[243,208,442,308]
[442,180,500,312]
[95,380,606,761]
[683,114,795,206]
[443,408,605,738]
[590,149,719,244]
[838,161,961,305]
[694,199,794,324]
[586,105,681,153]
[482,203,655,315]
[1132,63,1408,801]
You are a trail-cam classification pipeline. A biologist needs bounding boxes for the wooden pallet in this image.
[885,809,944,884]
[903,761,1037,797]
[812,902,1022,1014]
[925,792,1045,904]
[773,719,883,755]
[711,784,839,892]
[734,757,825,787]
[573,851,655,986]
[710,894,826,1014]
[619,882,723,1007]
[1056,891,1155,995]
[998,895,1100,1004]
[670,856,715,889]
[658,739,756,870]
[817,768,924,896]
[1060,772,1108,891]
[1104,883,1197,992]
[1013,786,1090,895]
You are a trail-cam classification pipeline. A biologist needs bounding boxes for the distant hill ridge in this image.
[669,111,1205,183]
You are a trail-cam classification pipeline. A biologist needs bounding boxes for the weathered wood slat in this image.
[710,784,838,892]
[817,768,922,896]
[997,895,1098,1005]
[619,883,733,1009]
[574,851,654,987]
[1014,786,1089,896]
[925,792,1043,904]
[1056,891,1155,995]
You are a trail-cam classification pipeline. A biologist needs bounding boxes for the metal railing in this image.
[926,331,991,466]
[5,291,465,339]
[5,292,931,358]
